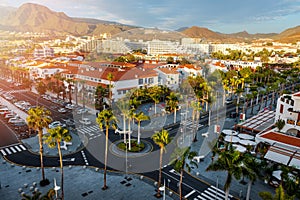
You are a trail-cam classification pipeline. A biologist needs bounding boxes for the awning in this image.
[224,135,240,143]
[264,146,300,169]
[238,134,254,140]
[222,129,238,136]
[239,140,257,146]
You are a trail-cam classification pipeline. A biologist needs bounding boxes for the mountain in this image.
[273,25,300,43]
[181,26,278,42]
[0,3,134,36]
[181,26,226,42]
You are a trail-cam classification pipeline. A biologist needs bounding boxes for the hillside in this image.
[181,26,278,43]
[0,3,134,36]
[273,25,300,43]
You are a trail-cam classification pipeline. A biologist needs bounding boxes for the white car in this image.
[49,121,65,129]
[58,108,67,113]
[76,108,89,114]
[65,104,75,110]
[79,118,91,125]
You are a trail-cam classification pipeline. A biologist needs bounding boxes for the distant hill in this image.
[0,3,299,43]
[273,25,300,43]
[0,3,135,36]
[181,26,278,42]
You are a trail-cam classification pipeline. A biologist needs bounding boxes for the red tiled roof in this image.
[293,92,300,97]
[157,68,179,74]
[260,131,300,148]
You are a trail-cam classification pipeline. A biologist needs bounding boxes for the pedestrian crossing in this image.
[4,89,29,94]
[192,185,234,200]
[77,125,102,140]
[0,144,27,156]
[181,120,203,129]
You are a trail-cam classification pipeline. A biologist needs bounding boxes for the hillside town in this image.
[1,2,300,200]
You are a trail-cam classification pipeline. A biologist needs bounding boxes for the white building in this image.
[274,93,300,136]
[33,46,54,58]
[255,92,300,169]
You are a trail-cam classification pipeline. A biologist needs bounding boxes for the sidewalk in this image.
[0,156,175,200]
[189,100,277,200]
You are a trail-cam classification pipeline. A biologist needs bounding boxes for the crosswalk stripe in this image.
[0,149,7,156]
[211,186,233,198]
[9,147,16,153]
[5,148,12,154]
[0,144,27,156]
[15,146,21,152]
[20,145,26,151]
[184,189,196,198]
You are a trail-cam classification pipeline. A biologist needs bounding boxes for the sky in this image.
[1,0,300,34]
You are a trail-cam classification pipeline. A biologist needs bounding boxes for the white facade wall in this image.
[275,94,300,135]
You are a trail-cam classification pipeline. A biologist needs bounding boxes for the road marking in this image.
[0,144,27,156]
[0,149,7,156]
[184,189,195,199]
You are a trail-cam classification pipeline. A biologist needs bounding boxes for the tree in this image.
[170,147,198,200]
[166,92,180,124]
[26,106,52,186]
[275,119,285,132]
[151,129,171,198]
[242,154,261,200]
[65,78,74,104]
[133,111,150,145]
[149,86,161,114]
[36,81,47,95]
[43,126,72,200]
[206,145,245,200]
[96,109,117,190]
[107,73,114,107]
[259,185,295,200]
[95,85,109,111]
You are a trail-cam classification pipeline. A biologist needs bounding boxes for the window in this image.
[148,78,154,84]
[280,104,284,114]
[138,79,143,85]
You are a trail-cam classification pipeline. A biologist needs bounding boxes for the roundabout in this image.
[110,139,153,158]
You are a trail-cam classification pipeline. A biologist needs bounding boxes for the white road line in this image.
[5,148,11,154]
[10,147,16,153]
[184,189,196,199]
[15,145,21,152]
[0,149,7,156]
[20,144,26,150]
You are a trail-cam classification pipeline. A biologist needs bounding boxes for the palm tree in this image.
[133,111,150,145]
[43,126,72,200]
[259,185,295,200]
[206,145,245,200]
[65,78,74,104]
[190,100,201,142]
[107,72,114,107]
[152,129,171,198]
[170,147,198,200]
[116,97,130,143]
[166,92,179,124]
[127,108,135,150]
[26,106,52,186]
[242,154,261,200]
[149,86,161,114]
[96,109,117,190]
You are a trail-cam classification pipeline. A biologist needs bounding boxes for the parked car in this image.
[65,103,76,110]
[76,108,89,114]
[58,108,67,113]
[79,118,91,125]
[8,117,24,124]
[49,121,65,129]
